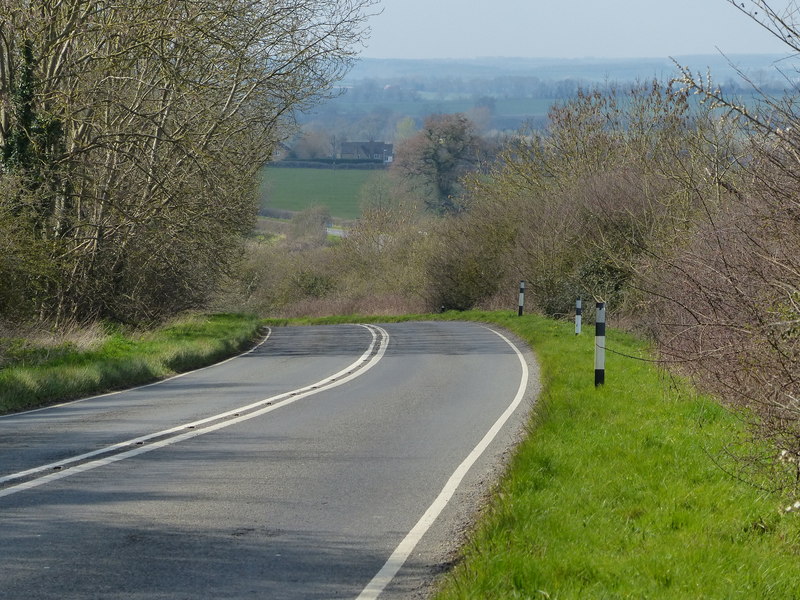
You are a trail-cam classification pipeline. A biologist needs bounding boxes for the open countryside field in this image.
[259,166,378,221]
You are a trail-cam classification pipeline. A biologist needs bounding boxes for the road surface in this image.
[0,321,538,599]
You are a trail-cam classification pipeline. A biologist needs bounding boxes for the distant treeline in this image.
[338,76,588,103]
[297,55,794,138]
[345,55,795,87]
[331,73,786,110]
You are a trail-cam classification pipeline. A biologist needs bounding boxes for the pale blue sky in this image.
[361,0,790,59]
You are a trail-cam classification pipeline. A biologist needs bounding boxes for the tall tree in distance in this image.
[392,113,482,214]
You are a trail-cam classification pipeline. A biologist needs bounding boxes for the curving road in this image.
[0,321,538,599]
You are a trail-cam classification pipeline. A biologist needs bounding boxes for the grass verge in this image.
[0,313,263,415]
[268,310,800,598]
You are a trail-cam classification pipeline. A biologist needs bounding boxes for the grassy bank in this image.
[0,313,263,415]
[271,311,800,597]
[435,313,800,598]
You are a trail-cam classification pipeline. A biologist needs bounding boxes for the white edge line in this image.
[355,326,529,600]
[0,327,275,419]
[0,325,390,496]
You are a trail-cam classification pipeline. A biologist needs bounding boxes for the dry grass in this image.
[0,313,263,414]
[274,293,428,319]
[0,320,108,368]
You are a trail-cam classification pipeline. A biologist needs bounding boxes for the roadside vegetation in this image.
[0,0,377,325]
[0,313,263,415]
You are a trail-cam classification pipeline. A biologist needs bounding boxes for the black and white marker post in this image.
[518,280,526,316]
[595,301,606,386]
[575,297,582,335]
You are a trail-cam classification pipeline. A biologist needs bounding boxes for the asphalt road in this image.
[0,321,539,599]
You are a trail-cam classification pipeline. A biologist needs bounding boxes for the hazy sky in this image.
[361,0,790,59]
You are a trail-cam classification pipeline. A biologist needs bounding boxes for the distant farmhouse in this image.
[339,141,393,163]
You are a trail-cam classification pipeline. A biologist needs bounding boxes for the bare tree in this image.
[656,0,800,496]
[0,0,377,323]
[391,113,483,215]
[453,82,721,316]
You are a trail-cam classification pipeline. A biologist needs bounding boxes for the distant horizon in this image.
[356,52,790,61]
[345,52,795,86]
[362,1,790,61]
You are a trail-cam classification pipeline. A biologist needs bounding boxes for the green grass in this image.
[0,313,263,414]
[268,310,800,598]
[259,167,378,220]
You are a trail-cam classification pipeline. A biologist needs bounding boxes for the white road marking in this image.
[0,327,274,420]
[0,325,390,498]
[355,326,529,600]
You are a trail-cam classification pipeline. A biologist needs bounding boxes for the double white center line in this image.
[0,324,390,498]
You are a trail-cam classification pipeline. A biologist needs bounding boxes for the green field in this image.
[259,166,378,220]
